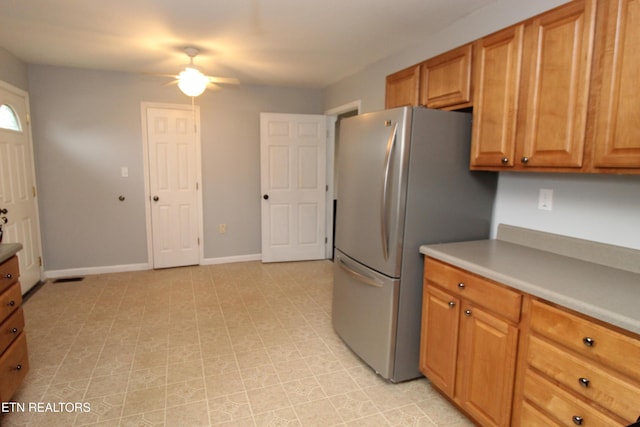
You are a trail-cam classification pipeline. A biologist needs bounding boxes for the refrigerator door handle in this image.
[380,121,398,261]
[338,256,384,288]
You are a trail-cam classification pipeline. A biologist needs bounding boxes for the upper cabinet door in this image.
[518,0,597,168]
[385,64,420,109]
[471,25,524,168]
[420,44,473,109]
[592,0,640,168]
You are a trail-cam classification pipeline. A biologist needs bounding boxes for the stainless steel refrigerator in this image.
[332,106,497,382]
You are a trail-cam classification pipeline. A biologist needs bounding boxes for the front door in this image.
[143,103,202,269]
[0,81,43,292]
[260,113,327,262]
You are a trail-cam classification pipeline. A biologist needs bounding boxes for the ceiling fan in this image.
[161,47,240,97]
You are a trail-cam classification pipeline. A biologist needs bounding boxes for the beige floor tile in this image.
[2,260,472,426]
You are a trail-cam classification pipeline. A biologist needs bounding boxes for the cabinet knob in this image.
[501,157,509,164]
[7,300,15,307]
[10,327,18,334]
[457,282,465,289]
[572,415,584,425]
[14,364,22,371]
[464,309,472,317]
[448,301,456,308]
[521,156,529,164]
[3,273,12,279]
[578,377,590,388]
[582,337,595,347]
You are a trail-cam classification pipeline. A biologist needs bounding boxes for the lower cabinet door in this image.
[419,285,460,396]
[456,303,519,427]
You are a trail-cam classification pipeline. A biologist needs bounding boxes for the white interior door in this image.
[143,104,202,269]
[0,81,43,293]
[260,113,327,262]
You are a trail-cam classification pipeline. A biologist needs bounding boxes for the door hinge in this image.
[32,186,37,198]
[196,182,199,190]
[38,256,42,267]
[26,113,31,126]
[197,237,200,245]
[325,237,328,243]
[326,185,328,192]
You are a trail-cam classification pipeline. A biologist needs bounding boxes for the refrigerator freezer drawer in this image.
[332,250,400,380]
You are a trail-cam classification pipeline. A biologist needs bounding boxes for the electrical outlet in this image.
[538,189,553,211]
[218,224,227,234]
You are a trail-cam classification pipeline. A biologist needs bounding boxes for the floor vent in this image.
[52,277,84,283]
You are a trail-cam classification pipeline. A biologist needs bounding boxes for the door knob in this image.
[0,208,7,214]
[263,194,269,200]
[153,196,159,202]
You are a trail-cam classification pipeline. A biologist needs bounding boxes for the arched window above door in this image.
[0,104,21,131]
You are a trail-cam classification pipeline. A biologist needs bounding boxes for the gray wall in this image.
[0,47,28,91]
[27,65,323,270]
[324,0,640,251]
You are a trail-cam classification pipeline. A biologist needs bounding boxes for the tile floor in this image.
[1,260,473,426]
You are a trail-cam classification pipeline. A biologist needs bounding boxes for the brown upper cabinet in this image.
[471,25,525,168]
[472,0,597,170]
[420,44,473,109]
[388,0,640,174]
[385,43,472,110]
[385,64,420,109]
[590,0,640,169]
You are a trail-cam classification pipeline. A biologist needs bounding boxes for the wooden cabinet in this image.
[385,44,472,110]
[471,0,597,171]
[385,64,420,109]
[420,258,522,427]
[471,24,524,168]
[420,44,472,109]
[0,255,29,403]
[514,298,640,426]
[590,0,640,169]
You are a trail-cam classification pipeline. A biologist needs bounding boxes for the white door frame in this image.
[140,102,204,268]
[324,100,361,259]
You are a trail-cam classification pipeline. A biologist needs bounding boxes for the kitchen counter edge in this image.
[420,239,640,335]
[0,243,23,264]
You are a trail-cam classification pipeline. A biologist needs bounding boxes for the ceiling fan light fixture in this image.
[178,67,208,97]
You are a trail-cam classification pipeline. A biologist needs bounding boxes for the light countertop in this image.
[0,243,22,265]
[420,225,640,335]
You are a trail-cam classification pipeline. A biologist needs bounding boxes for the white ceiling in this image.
[0,0,497,88]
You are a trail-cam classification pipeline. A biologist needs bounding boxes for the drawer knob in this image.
[572,415,584,425]
[578,377,590,388]
[521,156,530,164]
[457,282,465,289]
[15,364,22,371]
[3,273,12,279]
[501,157,509,164]
[448,301,456,308]
[10,327,18,334]
[582,337,595,347]
[464,309,472,317]
[7,300,15,307]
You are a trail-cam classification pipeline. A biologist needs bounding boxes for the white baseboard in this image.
[44,254,263,280]
[201,253,262,265]
[45,263,151,280]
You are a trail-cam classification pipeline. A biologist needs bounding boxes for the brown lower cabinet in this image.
[421,257,640,426]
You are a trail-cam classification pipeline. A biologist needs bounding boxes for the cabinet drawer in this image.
[424,258,522,322]
[0,256,19,294]
[528,334,640,423]
[0,307,25,355]
[0,282,21,323]
[520,400,561,426]
[530,299,640,383]
[0,332,29,402]
[523,369,623,426]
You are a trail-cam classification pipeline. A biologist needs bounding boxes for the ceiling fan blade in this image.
[207,76,240,85]
[163,80,179,87]
[207,82,222,91]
